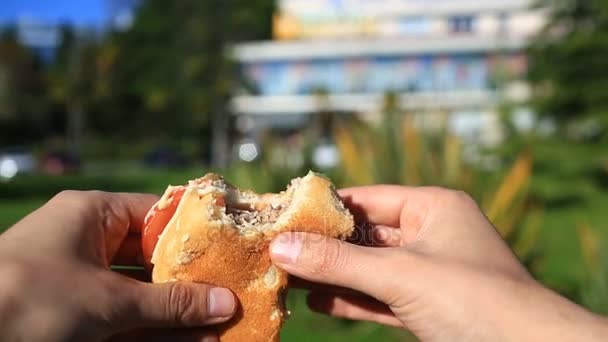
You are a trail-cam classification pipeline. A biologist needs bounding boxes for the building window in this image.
[399,16,430,35]
[497,12,509,36]
[448,15,475,34]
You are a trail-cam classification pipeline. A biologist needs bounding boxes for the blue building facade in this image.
[232,0,543,145]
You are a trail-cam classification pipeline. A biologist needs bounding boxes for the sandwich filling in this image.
[142,173,300,268]
[189,173,297,235]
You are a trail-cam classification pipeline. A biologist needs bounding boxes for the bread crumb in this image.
[270,308,282,321]
[264,266,278,288]
[176,250,195,265]
[157,186,178,210]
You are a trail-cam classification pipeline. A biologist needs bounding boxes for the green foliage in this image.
[282,290,412,342]
[494,0,608,305]
[0,0,276,155]
[0,29,49,144]
[102,0,274,141]
[530,0,608,128]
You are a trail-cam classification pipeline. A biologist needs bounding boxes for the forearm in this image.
[528,286,608,341]
[497,281,608,341]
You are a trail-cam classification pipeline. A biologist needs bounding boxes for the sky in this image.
[0,0,108,27]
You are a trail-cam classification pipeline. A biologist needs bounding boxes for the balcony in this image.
[231,89,498,115]
[233,35,528,62]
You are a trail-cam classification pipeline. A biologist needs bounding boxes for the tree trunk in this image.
[67,101,85,156]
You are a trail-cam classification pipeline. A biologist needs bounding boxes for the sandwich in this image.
[141,171,354,341]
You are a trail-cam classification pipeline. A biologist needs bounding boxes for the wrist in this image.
[508,281,608,341]
[546,293,608,341]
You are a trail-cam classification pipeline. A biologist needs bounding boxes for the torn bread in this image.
[149,171,354,341]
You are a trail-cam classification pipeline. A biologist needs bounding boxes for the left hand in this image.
[0,190,237,342]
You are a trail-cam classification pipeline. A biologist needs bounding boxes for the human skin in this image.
[0,190,236,342]
[270,186,608,341]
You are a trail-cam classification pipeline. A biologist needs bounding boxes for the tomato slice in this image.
[142,187,185,271]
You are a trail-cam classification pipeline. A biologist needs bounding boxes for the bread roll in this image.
[150,171,354,341]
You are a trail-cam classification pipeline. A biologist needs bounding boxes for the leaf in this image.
[486,153,533,223]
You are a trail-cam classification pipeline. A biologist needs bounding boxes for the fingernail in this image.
[175,333,218,342]
[200,334,219,342]
[174,333,218,342]
[208,288,235,317]
[271,233,303,264]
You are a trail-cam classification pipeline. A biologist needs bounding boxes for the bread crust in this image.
[151,172,354,341]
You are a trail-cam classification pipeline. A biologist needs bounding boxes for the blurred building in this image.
[231,0,545,146]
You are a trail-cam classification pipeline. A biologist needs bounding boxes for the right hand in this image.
[270,186,608,341]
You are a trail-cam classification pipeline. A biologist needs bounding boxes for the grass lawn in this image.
[0,198,47,230]
[0,170,412,341]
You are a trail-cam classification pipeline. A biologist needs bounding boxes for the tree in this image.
[105,0,274,163]
[519,0,608,300]
[525,0,608,204]
[47,25,103,154]
[0,28,49,144]
[529,0,608,132]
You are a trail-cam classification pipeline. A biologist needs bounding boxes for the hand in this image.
[270,186,608,341]
[0,191,236,342]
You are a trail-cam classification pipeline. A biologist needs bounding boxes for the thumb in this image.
[114,280,237,331]
[270,232,404,304]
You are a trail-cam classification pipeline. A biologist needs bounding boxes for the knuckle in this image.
[310,240,350,276]
[53,190,108,204]
[422,186,456,201]
[453,189,473,202]
[82,190,113,207]
[50,190,104,214]
[451,190,479,209]
[52,190,83,203]
[166,282,199,324]
[430,187,477,207]
[98,197,128,232]
[54,190,126,233]
[86,190,108,200]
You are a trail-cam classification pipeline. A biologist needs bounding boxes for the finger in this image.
[108,328,218,342]
[113,234,144,266]
[89,192,157,263]
[339,186,430,231]
[290,277,361,295]
[307,291,403,328]
[270,232,407,305]
[102,192,160,233]
[5,191,157,264]
[42,191,158,264]
[46,191,158,233]
[114,280,237,331]
[370,225,402,247]
[349,224,402,247]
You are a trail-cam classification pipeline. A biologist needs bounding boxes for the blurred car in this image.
[143,146,190,168]
[0,147,37,180]
[233,139,261,163]
[41,151,81,175]
[312,139,340,169]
